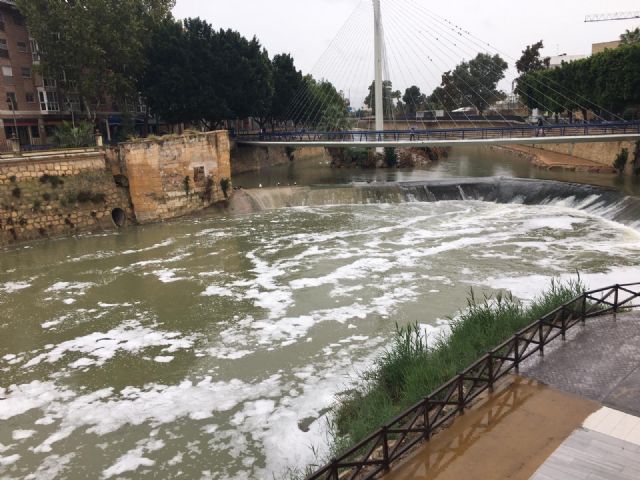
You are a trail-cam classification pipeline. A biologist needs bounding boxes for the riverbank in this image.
[494,145,617,173]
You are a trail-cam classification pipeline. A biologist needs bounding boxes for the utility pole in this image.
[373,0,384,152]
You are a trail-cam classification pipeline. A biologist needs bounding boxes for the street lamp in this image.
[6,95,18,140]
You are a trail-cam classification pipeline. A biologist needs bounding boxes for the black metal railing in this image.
[306,282,640,480]
[236,121,640,144]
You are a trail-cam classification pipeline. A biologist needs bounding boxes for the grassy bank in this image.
[333,277,586,447]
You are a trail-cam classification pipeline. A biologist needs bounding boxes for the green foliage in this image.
[428,53,508,114]
[11,187,21,199]
[142,18,274,129]
[32,200,42,212]
[364,80,401,117]
[614,148,629,172]
[39,174,64,189]
[402,85,428,116]
[8,175,16,183]
[334,278,585,445]
[620,28,640,46]
[516,44,640,118]
[344,147,372,167]
[183,176,191,196]
[52,122,95,148]
[384,147,398,167]
[269,54,305,127]
[17,0,175,120]
[516,40,550,74]
[42,192,52,202]
[220,178,230,199]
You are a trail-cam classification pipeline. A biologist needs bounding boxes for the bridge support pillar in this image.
[373,0,384,154]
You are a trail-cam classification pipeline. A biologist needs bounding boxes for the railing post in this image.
[561,311,567,341]
[581,294,587,324]
[614,284,620,314]
[514,334,520,373]
[330,458,338,480]
[381,426,390,471]
[539,319,545,356]
[423,397,431,440]
[457,374,465,415]
[488,352,495,392]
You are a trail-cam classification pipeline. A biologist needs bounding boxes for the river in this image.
[2,147,640,479]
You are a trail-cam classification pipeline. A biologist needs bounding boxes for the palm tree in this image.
[620,28,640,45]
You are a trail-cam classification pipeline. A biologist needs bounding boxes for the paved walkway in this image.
[384,312,640,480]
[385,376,598,480]
[520,312,640,416]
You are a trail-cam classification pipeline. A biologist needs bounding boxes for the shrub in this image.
[183,176,191,196]
[39,174,64,188]
[11,187,21,198]
[32,200,41,211]
[220,178,231,199]
[42,192,52,202]
[614,148,629,172]
[384,147,398,167]
[52,121,95,148]
[8,175,16,183]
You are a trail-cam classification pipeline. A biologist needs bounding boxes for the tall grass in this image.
[333,277,586,447]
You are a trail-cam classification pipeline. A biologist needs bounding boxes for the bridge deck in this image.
[235,121,640,148]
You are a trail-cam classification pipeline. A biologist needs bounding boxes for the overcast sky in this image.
[172,0,640,107]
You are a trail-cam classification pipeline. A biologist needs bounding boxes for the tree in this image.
[141,18,274,130]
[516,44,640,119]
[516,41,550,74]
[269,54,304,129]
[364,80,401,117]
[621,28,640,45]
[17,0,175,121]
[402,86,428,116]
[428,53,508,114]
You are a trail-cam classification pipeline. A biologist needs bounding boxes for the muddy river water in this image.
[2,147,640,479]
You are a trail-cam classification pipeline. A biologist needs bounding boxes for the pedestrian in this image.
[536,117,545,137]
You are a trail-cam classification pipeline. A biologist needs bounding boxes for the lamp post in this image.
[7,95,18,140]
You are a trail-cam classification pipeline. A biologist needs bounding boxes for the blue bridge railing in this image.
[234,121,640,143]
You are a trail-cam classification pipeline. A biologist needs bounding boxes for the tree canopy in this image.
[402,86,428,116]
[428,53,508,114]
[364,80,401,117]
[621,28,640,46]
[516,41,550,74]
[17,0,175,120]
[516,44,640,119]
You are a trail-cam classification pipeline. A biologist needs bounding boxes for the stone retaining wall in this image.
[0,151,131,245]
[109,131,231,223]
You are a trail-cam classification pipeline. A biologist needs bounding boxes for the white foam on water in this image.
[290,258,393,290]
[22,321,197,369]
[0,281,32,293]
[45,282,94,294]
[24,453,75,480]
[12,430,35,441]
[149,268,189,283]
[102,439,165,479]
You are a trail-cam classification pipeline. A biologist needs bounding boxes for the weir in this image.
[228,178,640,229]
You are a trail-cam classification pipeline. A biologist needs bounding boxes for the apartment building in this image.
[0,0,147,149]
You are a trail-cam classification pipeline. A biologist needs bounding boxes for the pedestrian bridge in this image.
[235,121,640,148]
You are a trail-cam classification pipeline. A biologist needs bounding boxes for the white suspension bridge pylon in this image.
[236,1,640,148]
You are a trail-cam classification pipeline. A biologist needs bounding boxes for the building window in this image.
[65,94,81,112]
[25,92,35,103]
[2,65,14,85]
[6,92,17,110]
[29,39,39,62]
[21,67,31,78]
[12,14,25,27]
[38,89,60,112]
[0,38,8,59]
[43,77,57,89]
[17,41,27,53]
